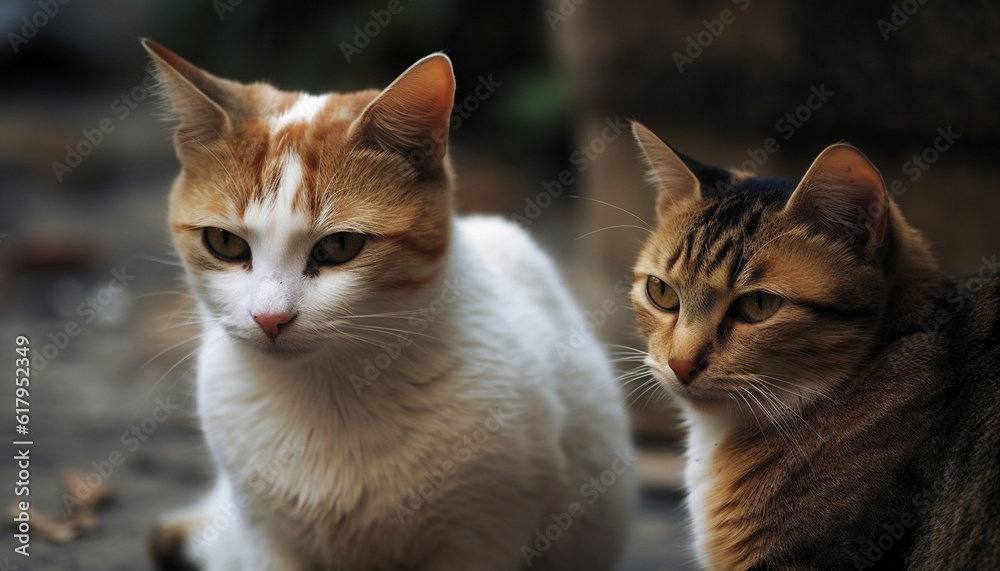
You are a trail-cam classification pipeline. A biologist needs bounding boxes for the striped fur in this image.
[630,122,1000,570]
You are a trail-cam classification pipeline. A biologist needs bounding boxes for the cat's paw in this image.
[149,513,203,571]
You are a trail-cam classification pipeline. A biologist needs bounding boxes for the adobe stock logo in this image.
[672,0,751,73]
[7,0,72,54]
[339,0,415,63]
[877,0,931,41]
[51,74,157,182]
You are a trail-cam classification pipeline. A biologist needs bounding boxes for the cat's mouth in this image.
[226,327,314,358]
[645,358,732,409]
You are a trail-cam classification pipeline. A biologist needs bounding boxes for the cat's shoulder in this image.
[456,215,538,250]
[455,215,558,276]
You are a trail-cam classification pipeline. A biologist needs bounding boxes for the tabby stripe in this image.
[681,234,696,267]
[696,201,722,228]
[665,244,684,271]
[691,219,723,271]
[704,237,734,275]
[690,229,711,270]
[714,195,750,227]
[741,207,764,239]
[727,252,746,289]
[694,199,765,273]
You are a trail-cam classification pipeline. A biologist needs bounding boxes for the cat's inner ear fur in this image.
[631,122,701,212]
[348,53,455,179]
[784,143,889,257]
[141,39,240,158]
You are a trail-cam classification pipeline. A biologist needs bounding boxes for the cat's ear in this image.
[784,143,889,255]
[631,122,701,211]
[348,53,455,179]
[141,38,239,157]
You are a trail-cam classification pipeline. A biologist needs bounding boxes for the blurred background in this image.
[0,0,998,568]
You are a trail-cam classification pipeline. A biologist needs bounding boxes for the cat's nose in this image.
[668,358,701,385]
[253,312,297,341]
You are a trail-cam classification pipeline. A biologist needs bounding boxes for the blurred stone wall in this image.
[552,0,1000,438]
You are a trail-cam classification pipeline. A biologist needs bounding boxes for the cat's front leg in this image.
[234,519,314,571]
[150,481,243,571]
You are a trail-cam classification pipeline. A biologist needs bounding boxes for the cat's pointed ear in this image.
[141,38,239,155]
[631,121,701,212]
[348,53,455,179]
[784,143,889,255]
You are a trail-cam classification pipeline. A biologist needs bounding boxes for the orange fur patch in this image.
[167,86,452,285]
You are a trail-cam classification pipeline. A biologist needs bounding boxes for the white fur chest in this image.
[683,410,735,569]
[193,330,464,538]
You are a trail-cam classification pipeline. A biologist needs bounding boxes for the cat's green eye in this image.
[735,291,784,323]
[311,232,366,266]
[646,276,680,311]
[203,227,251,262]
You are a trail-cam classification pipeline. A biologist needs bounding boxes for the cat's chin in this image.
[234,337,315,359]
[257,345,314,358]
[650,371,732,412]
[670,388,731,412]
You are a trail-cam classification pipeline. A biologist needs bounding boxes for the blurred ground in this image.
[0,302,693,570]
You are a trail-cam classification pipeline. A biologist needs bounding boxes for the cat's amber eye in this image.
[203,228,251,262]
[646,276,680,311]
[735,291,784,323]
[311,232,366,266]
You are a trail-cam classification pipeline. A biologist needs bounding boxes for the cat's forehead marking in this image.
[242,151,309,244]
[660,196,771,290]
[273,151,304,214]
[269,93,331,132]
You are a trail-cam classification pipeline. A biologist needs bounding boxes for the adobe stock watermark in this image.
[385,74,501,187]
[848,126,961,250]
[52,74,157,182]
[340,0,416,63]
[350,278,465,394]
[451,74,501,130]
[877,0,931,42]
[555,296,624,363]
[31,266,135,372]
[554,272,632,362]
[852,479,946,569]
[213,0,244,21]
[714,83,834,194]
[189,442,304,549]
[7,0,72,54]
[390,407,510,523]
[544,0,586,30]
[520,448,638,567]
[62,395,180,514]
[512,116,630,227]
[888,252,996,372]
[899,126,960,182]
[672,0,750,73]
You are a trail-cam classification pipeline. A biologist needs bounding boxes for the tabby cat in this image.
[629,121,1000,570]
[143,39,634,570]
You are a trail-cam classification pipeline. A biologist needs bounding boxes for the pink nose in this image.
[668,358,701,385]
[253,312,296,341]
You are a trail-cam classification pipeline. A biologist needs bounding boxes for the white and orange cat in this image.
[143,40,634,570]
